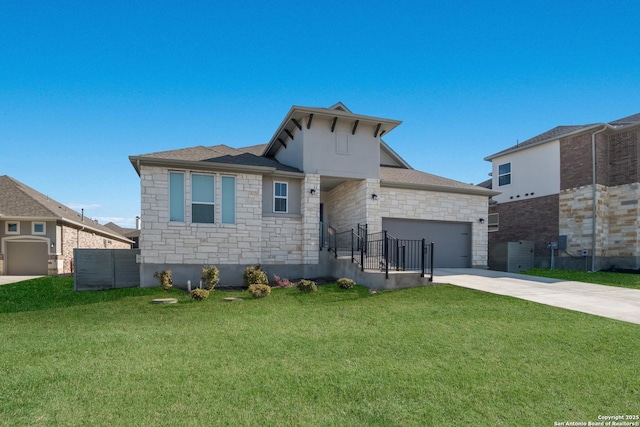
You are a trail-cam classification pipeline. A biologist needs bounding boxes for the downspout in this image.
[590,125,607,271]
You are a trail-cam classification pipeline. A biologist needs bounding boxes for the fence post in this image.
[430,242,435,282]
[401,245,406,271]
[351,229,354,263]
[360,234,365,271]
[384,231,389,279]
[395,239,400,271]
[421,238,425,278]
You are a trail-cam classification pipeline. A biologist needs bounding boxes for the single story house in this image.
[130,103,498,287]
[0,175,133,275]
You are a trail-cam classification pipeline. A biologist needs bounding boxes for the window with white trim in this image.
[6,222,20,234]
[32,222,46,235]
[169,171,185,222]
[498,163,511,186]
[192,174,215,224]
[274,181,288,213]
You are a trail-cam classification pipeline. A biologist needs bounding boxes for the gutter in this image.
[381,180,500,197]
[590,125,609,271]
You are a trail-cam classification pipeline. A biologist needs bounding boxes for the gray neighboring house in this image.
[0,175,132,275]
[104,221,141,248]
[484,112,640,271]
[130,103,497,287]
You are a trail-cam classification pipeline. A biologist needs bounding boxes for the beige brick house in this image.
[0,175,133,275]
[484,112,640,271]
[130,103,497,287]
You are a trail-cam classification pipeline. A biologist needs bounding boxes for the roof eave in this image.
[264,106,403,157]
[484,123,610,161]
[129,156,278,175]
[381,180,500,197]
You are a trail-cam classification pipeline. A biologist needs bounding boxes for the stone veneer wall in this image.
[560,183,640,269]
[140,166,263,265]
[61,224,130,274]
[378,186,489,268]
[140,167,319,267]
[324,179,370,234]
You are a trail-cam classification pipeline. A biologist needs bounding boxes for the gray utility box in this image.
[489,240,535,273]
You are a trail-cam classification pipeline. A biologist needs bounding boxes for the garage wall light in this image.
[371,194,378,200]
[479,218,485,224]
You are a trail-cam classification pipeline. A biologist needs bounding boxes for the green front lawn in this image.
[1,277,638,426]
[523,268,640,289]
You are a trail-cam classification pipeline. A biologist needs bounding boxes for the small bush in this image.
[153,270,173,291]
[248,283,271,298]
[244,265,268,286]
[273,274,294,288]
[190,288,210,300]
[201,265,220,290]
[337,278,356,289]
[297,279,317,292]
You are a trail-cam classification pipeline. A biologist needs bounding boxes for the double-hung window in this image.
[498,163,511,186]
[221,176,236,224]
[192,174,215,224]
[274,181,288,213]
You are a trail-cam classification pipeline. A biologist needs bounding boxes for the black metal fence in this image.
[328,226,434,281]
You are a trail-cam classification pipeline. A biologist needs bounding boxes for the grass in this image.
[522,268,640,289]
[1,277,639,426]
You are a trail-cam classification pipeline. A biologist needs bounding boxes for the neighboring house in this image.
[484,112,640,271]
[105,220,141,248]
[129,103,497,287]
[0,175,133,275]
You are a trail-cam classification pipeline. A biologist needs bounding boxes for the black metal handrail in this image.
[328,224,434,281]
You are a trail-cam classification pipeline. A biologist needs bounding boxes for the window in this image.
[498,163,511,186]
[32,222,46,235]
[192,174,215,224]
[221,176,236,224]
[488,213,499,232]
[169,172,185,222]
[274,181,288,213]
[6,222,20,234]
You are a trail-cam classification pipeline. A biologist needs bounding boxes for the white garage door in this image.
[6,241,48,275]
[382,218,472,268]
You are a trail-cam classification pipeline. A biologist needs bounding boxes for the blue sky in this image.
[2,1,639,228]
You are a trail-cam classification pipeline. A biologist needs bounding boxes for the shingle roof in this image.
[0,175,130,241]
[609,113,640,127]
[134,144,301,173]
[380,166,497,195]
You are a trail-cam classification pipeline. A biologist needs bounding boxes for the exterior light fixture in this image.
[479,218,485,224]
[371,194,378,200]
[310,189,316,195]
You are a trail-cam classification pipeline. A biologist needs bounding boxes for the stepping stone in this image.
[152,298,178,304]
[223,297,244,302]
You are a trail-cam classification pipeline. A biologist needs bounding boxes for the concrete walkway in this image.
[434,268,640,325]
[0,276,42,286]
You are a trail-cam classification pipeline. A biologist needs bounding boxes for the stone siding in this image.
[324,179,370,234]
[560,183,640,267]
[140,166,319,267]
[61,224,130,274]
[378,186,489,268]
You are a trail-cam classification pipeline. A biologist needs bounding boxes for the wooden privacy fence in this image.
[74,249,140,291]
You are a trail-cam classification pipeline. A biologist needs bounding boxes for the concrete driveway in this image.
[0,276,43,286]
[434,268,640,325]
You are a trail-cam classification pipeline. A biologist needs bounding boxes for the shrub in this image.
[153,270,173,291]
[190,288,210,300]
[297,279,317,292]
[273,274,294,288]
[337,278,356,289]
[248,283,271,298]
[201,265,220,290]
[244,265,268,286]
